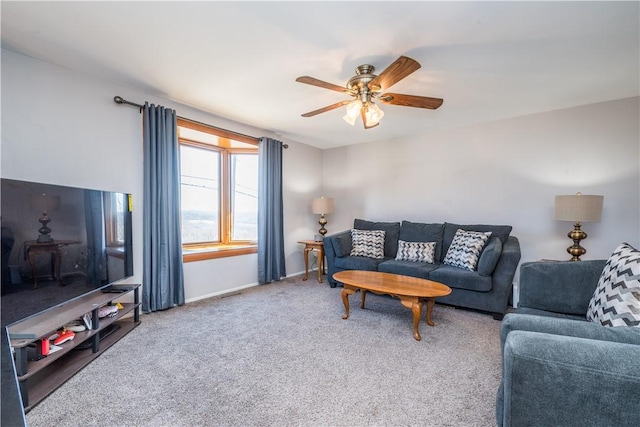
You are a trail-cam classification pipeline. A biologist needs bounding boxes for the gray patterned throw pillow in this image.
[443,229,492,271]
[395,240,436,263]
[587,243,640,327]
[350,229,385,259]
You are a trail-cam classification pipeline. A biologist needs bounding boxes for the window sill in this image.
[183,245,257,262]
[106,246,125,259]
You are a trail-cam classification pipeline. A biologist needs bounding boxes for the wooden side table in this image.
[23,240,80,287]
[298,240,325,283]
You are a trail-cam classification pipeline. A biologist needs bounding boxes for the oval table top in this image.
[333,270,452,298]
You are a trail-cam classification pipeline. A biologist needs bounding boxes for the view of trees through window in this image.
[180,145,221,244]
[178,119,258,254]
[230,154,258,241]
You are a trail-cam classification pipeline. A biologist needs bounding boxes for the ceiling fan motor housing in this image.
[346,64,380,103]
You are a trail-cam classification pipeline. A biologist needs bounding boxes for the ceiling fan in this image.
[295,56,443,129]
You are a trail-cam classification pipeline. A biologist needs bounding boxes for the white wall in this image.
[1,49,323,303]
[4,49,638,302]
[322,97,640,277]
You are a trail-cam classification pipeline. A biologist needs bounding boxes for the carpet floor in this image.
[26,275,502,427]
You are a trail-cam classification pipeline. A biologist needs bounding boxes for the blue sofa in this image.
[323,219,521,319]
[496,260,640,426]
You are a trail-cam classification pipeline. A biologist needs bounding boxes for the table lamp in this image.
[29,192,61,243]
[554,193,603,261]
[312,197,334,238]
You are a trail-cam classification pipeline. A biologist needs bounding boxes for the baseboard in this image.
[185,282,260,304]
[184,270,309,304]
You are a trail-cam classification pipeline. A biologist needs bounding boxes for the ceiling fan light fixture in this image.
[343,100,362,126]
[364,102,384,127]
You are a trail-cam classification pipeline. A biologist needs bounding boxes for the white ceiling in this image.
[2,1,638,149]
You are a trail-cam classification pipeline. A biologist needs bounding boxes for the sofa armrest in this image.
[323,230,351,287]
[500,330,640,427]
[518,259,606,315]
[500,313,640,352]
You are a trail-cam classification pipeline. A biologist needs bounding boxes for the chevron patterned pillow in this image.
[586,243,640,327]
[395,240,436,263]
[350,229,386,259]
[443,229,492,271]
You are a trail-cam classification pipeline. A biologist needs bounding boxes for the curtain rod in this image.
[113,96,288,149]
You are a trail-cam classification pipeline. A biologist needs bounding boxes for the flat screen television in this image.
[1,178,133,326]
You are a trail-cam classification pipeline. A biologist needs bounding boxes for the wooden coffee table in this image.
[333,270,452,341]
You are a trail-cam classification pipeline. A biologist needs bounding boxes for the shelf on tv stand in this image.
[7,284,141,412]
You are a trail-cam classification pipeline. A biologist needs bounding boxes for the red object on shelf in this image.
[53,330,75,345]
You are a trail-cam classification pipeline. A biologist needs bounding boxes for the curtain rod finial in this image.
[114,96,124,104]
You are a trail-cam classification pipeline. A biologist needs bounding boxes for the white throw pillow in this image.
[586,242,640,327]
[395,240,436,263]
[350,229,385,259]
[443,229,492,271]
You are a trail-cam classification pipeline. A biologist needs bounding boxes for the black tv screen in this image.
[1,178,133,326]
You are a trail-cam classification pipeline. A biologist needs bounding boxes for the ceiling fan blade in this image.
[301,100,352,117]
[295,76,347,93]
[379,93,443,109]
[368,56,421,92]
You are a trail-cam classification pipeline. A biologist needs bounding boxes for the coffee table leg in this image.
[360,290,367,309]
[412,301,423,341]
[425,298,436,326]
[341,287,356,319]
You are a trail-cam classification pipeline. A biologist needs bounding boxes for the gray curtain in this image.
[257,137,286,284]
[142,102,185,311]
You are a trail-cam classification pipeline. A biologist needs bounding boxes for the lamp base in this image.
[37,213,53,243]
[566,222,587,261]
[318,214,328,236]
[37,234,53,244]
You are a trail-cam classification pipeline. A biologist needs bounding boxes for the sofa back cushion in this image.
[398,221,444,261]
[353,219,401,258]
[332,233,352,258]
[477,237,503,276]
[442,223,512,262]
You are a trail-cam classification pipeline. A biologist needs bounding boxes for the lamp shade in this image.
[554,194,603,222]
[29,193,60,212]
[312,197,334,215]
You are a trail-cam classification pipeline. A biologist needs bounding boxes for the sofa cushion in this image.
[353,219,401,258]
[378,259,439,279]
[334,255,388,272]
[350,229,385,259]
[443,229,492,271]
[587,242,640,327]
[395,240,436,263]
[398,221,444,261]
[332,233,352,258]
[442,223,512,260]
[429,265,493,292]
[477,237,502,277]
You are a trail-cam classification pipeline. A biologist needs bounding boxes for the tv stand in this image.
[7,284,141,411]
[73,323,120,350]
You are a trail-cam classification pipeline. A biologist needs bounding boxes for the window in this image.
[178,119,259,261]
[104,192,128,259]
[105,192,126,247]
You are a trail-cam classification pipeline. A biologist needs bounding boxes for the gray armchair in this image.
[496,261,640,427]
